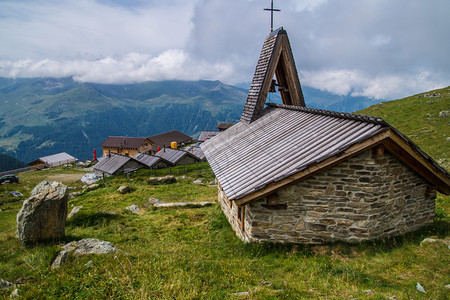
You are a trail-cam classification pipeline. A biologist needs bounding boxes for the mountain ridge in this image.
[0,77,383,162]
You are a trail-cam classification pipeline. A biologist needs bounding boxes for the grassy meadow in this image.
[0,162,449,299]
[356,86,450,170]
[0,86,449,298]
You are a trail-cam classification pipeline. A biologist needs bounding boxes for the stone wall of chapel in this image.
[223,149,436,244]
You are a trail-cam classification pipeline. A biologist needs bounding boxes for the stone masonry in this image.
[219,148,436,244]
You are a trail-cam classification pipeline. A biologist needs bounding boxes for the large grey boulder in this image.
[16,181,68,246]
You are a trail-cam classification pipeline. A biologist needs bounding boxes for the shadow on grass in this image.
[66,211,121,228]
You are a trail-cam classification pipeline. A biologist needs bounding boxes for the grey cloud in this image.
[0,0,448,99]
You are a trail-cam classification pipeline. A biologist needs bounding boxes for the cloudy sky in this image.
[0,0,449,100]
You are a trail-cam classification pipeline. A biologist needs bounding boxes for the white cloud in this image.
[288,0,328,12]
[0,50,236,84]
[302,69,447,99]
[0,0,197,60]
[0,0,449,100]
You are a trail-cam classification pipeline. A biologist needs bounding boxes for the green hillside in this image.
[0,154,27,172]
[0,78,247,162]
[356,86,450,170]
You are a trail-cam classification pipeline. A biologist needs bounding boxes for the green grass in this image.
[0,163,449,299]
[356,86,450,170]
[1,87,449,298]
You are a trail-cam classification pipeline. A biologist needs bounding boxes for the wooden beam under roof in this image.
[234,129,450,206]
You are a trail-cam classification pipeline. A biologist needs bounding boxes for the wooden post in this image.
[169,166,171,175]
[102,172,105,184]
[185,165,188,177]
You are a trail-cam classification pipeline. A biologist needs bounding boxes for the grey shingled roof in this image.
[94,154,132,175]
[133,153,167,168]
[198,131,220,141]
[202,104,388,201]
[185,145,205,161]
[240,28,305,124]
[154,148,199,165]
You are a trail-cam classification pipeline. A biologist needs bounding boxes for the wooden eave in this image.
[272,33,305,107]
[234,129,449,207]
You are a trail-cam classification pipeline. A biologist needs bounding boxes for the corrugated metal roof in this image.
[133,153,163,168]
[94,154,132,175]
[101,137,148,149]
[39,152,77,167]
[154,148,199,165]
[202,104,387,200]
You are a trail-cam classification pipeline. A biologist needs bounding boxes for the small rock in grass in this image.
[445,284,450,290]
[193,179,203,184]
[416,282,426,293]
[118,186,132,194]
[144,198,163,207]
[147,176,176,185]
[99,210,116,215]
[0,278,15,290]
[84,261,94,268]
[233,291,251,296]
[10,288,20,298]
[420,238,437,245]
[68,206,82,219]
[126,205,139,213]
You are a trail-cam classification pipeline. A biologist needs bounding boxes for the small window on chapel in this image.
[237,205,245,232]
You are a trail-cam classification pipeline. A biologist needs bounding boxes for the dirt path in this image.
[46,173,84,184]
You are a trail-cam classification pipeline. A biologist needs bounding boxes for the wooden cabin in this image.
[101,137,153,157]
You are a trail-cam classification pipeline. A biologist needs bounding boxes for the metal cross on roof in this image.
[264,0,281,32]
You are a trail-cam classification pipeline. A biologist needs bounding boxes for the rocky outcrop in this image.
[51,238,119,269]
[16,181,68,246]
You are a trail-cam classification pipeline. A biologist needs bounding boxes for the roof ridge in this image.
[267,103,388,125]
